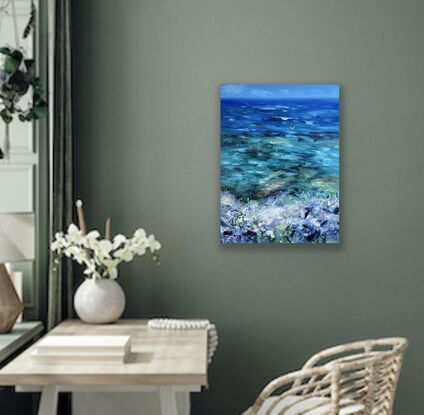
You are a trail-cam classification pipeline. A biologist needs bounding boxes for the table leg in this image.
[159,386,178,415]
[178,391,191,415]
[38,386,58,415]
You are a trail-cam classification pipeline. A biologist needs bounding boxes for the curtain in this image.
[47,0,73,330]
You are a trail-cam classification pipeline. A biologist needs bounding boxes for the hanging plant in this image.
[0,0,47,159]
[0,47,47,120]
[0,46,47,158]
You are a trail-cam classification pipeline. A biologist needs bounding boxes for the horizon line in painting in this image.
[220,84,340,244]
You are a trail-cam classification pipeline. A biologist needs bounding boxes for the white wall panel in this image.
[0,165,33,212]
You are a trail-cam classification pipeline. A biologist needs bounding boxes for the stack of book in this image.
[30,335,131,364]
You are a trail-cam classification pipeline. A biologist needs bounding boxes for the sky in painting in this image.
[221,84,339,100]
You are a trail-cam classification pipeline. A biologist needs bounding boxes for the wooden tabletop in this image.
[0,320,208,386]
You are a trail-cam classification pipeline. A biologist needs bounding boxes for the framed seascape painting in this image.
[220,84,340,244]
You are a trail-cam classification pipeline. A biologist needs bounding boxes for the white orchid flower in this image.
[102,258,119,267]
[51,231,69,252]
[84,230,100,247]
[96,239,113,259]
[114,246,134,262]
[51,241,60,252]
[147,235,161,252]
[87,230,100,240]
[134,228,147,240]
[63,246,85,264]
[51,238,65,252]
[63,247,73,258]
[135,244,146,256]
[51,220,161,280]
[131,238,147,256]
[103,258,119,279]
[67,224,84,244]
[73,251,87,265]
[55,231,65,241]
[72,247,87,264]
[112,234,127,250]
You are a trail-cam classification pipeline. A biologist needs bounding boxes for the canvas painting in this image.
[220,84,340,244]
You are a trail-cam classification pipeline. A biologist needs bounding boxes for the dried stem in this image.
[105,217,112,241]
[75,200,87,235]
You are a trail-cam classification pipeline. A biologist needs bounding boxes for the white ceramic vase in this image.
[74,278,126,324]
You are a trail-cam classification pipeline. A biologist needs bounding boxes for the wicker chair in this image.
[242,338,408,415]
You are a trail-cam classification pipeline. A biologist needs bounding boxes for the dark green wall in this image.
[72,1,424,414]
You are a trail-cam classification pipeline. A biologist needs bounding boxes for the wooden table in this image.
[0,320,208,415]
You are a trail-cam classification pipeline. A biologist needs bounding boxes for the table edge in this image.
[0,373,208,386]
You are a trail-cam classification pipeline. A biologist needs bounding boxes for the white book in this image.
[30,335,131,364]
[30,350,129,364]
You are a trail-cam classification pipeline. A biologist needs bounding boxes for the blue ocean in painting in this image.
[220,84,340,244]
